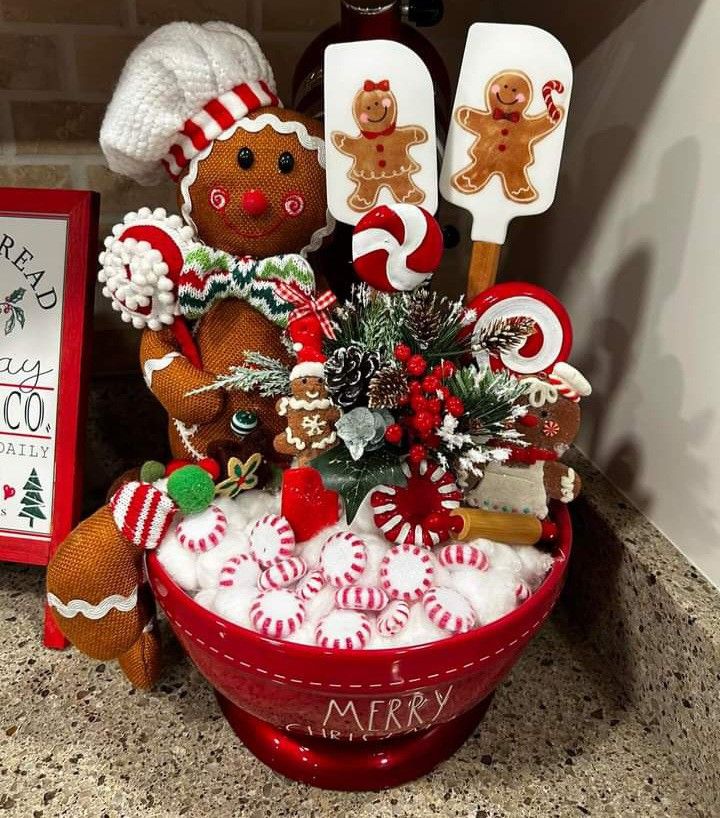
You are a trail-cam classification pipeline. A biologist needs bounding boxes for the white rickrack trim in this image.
[173,419,204,460]
[47,587,138,620]
[179,113,335,258]
[143,351,181,388]
[163,606,553,690]
[560,468,576,503]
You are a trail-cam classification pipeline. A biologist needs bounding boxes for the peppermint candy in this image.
[110,481,177,551]
[315,610,371,650]
[423,587,475,634]
[249,515,295,567]
[320,532,367,587]
[218,553,260,589]
[515,580,531,603]
[376,600,411,637]
[379,543,434,601]
[249,589,305,638]
[176,504,227,553]
[296,569,326,601]
[438,543,488,571]
[335,585,388,612]
[258,556,308,591]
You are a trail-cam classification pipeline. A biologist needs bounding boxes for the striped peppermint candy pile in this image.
[295,569,326,601]
[249,515,295,568]
[110,481,177,550]
[335,585,388,612]
[423,587,475,634]
[176,504,227,553]
[218,553,260,589]
[438,543,489,571]
[315,609,371,650]
[379,543,435,601]
[376,600,411,637]
[250,589,305,638]
[259,556,308,591]
[320,532,367,587]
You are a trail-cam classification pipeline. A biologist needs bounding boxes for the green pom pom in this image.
[166,465,215,515]
[140,460,166,484]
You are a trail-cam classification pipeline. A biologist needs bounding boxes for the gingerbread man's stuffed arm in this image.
[140,327,225,425]
[456,106,489,134]
[543,460,581,504]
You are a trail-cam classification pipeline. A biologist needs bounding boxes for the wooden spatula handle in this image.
[467,241,501,299]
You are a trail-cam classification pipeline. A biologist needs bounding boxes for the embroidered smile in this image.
[496,92,520,105]
[219,211,285,238]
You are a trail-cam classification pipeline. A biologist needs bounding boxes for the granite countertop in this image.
[0,561,705,818]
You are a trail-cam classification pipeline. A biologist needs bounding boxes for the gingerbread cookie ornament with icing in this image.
[452,70,562,203]
[331,80,428,212]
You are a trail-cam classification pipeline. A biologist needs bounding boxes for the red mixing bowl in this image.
[147,505,571,791]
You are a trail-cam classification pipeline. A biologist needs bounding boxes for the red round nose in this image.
[518,413,539,427]
[242,189,268,217]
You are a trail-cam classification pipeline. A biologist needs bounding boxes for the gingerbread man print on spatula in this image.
[324,40,437,224]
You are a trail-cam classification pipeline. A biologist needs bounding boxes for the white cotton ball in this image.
[156,536,198,591]
[211,586,258,627]
[513,546,554,591]
[214,494,252,536]
[471,538,523,575]
[303,585,336,621]
[432,559,452,587]
[301,523,346,568]
[361,535,390,582]
[194,588,217,610]
[450,566,519,626]
[351,494,381,536]
[234,490,280,522]
[285,621,316,646]
[396,601,445,647]
[195,538,243,590]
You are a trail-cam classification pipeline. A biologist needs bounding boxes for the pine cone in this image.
[324,344,381,409]
[368,366,408,410]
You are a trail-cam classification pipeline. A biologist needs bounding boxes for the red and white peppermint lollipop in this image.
[295,569,326,601]
[249,515,295,568]
[320,532,367,587]
[379,543,434,601]
[351,204,443,292]
[315,609,371,650]
[438,543,489,571]
[376,600,411,637]
[258,556,308,591]
[371,459,462,548]
[423,587,475,634]
[466,282,573,376]
[335,585,388,612]
[218,554,259,589]
[249,589,305,638]
[176,504,227,553]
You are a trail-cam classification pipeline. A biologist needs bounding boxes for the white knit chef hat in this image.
[100,22,279,186]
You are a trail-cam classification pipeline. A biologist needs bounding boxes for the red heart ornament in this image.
[3,484,15,500]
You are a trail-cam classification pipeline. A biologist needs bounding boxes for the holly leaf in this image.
[4,312,14,336]
[6,288,25,304]
[310,444,407,523]
[14,307,25,328]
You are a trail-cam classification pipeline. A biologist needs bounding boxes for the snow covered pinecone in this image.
[324,344,381,409]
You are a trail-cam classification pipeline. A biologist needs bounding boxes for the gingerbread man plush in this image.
[98,22,335,462]
[451,70,563,203]
[331,80,427,212]
[47,22,336,688]
[466,362,591,519]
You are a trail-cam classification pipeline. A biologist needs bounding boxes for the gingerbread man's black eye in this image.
[541,410,549,418]
[237,147,254,170]
[278,151,294,174]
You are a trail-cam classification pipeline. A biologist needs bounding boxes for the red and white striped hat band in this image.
[162,79,281,180]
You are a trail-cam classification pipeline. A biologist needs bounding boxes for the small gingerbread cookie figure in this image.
[331,79,428,212]
[451,70,564,203]
[466,362,591,518]
[273,313,341,465]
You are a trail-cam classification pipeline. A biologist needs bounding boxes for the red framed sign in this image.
[0,189,97,639]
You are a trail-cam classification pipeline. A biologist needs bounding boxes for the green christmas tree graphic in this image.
[18,468,46,528]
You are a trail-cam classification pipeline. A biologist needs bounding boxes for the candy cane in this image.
[542,80,564,122]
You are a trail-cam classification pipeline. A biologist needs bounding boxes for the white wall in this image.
[502,0,720,585]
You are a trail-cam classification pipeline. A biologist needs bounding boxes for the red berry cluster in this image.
[383,343,465,463]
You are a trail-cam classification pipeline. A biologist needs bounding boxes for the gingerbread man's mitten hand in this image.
[543,460,581,504]
[140,327,225,426]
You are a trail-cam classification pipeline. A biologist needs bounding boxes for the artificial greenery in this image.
[186,352,290,397]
